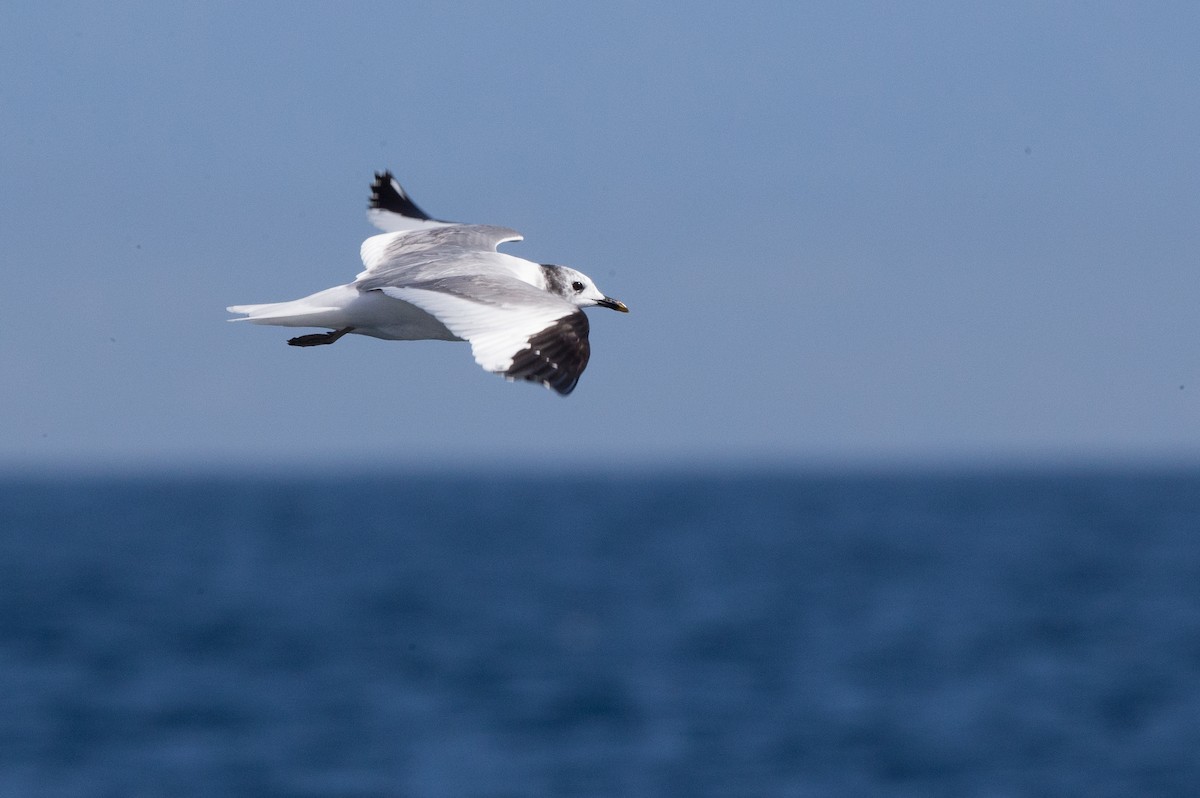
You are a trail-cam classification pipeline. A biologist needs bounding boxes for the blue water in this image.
[2,470,1199,796]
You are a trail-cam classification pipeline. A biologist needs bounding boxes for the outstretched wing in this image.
[359,225,523,273]
[374,278,590,395]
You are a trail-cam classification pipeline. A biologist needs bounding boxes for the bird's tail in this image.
[226,286,350,328]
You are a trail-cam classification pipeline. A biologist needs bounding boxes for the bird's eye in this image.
[571,281,584,292]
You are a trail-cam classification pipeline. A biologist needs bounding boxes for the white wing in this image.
[375,280,591,395]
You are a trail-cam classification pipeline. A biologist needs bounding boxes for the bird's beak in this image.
[597,296,629,313]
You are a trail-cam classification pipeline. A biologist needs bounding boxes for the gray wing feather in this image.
[357,252,545,295]
[367,273,570,311]
[357,224,526,287]
[375,224,520,260]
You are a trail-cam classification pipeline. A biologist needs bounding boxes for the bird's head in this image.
[542,265,629,313]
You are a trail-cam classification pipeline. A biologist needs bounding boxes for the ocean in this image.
[2,469,1198,797]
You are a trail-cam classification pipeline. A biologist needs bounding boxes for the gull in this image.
[227,171,628,395]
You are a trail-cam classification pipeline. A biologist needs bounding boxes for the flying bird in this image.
[227,172,628,395]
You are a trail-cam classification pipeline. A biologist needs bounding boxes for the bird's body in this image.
[227,172,627,395]
[228,284,461,341]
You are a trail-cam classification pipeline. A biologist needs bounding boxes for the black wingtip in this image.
[369,170,433,220]
[505,312,591,396]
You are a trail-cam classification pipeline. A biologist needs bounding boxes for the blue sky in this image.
[3,2,1198,471]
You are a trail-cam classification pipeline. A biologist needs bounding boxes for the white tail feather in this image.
[226,285,356,328]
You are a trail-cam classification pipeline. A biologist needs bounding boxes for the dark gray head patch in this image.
[540,264,570,299]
